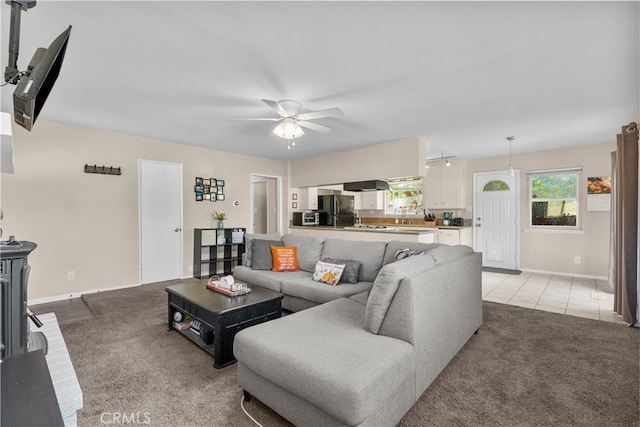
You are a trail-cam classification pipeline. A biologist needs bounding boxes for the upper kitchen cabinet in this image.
[356,191,386,210]
[425,160,466,209]
[297,187,318,210]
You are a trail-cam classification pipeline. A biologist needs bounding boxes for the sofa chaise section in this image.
[235,298,415,426]
[234,244,483,426]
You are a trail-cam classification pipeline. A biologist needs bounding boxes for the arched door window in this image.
[482,180,510,192]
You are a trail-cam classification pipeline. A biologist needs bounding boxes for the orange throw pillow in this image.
[271,246,299,272]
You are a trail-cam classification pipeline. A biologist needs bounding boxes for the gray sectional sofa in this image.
[233,233,482,426]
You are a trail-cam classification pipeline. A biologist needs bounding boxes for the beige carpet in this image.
[59,281,639,426]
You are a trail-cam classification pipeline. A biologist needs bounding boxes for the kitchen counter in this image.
[343,225,437,234]
[288,225,438,243]
[289,224,473,245]
[290,225,470,233]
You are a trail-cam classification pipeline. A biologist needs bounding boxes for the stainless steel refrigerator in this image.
[317,195,355,226]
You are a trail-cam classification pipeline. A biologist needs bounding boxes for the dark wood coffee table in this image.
[166,281,283,368]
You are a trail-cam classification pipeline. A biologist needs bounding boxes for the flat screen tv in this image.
[13,25,71,131]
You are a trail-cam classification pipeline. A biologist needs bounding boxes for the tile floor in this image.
[482,271,625,324]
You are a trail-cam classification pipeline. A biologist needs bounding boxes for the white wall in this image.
[290,137,427,187]
[0,121,286,301]
[465,141,616,278]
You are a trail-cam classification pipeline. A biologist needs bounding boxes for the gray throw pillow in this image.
[251,239,284,270]
[322,257,362,284]
[244,232,281,267]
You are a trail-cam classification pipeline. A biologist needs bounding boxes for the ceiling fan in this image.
[232,99,343,147]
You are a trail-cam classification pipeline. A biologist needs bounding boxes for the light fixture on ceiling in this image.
[426,154,454,168]
[233,99,342,149]
[273,117,304,140]
[272,117,304,150]
[506,136,515,177]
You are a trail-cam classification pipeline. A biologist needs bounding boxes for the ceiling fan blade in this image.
[229,117,281,121]
[262,99,289,117]
[297,107,344,121]
[298,120,332,134]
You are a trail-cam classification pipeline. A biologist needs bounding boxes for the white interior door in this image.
[139,160,183,284]
[473,171,519,270]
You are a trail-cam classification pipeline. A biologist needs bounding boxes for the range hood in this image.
[343,180,390,192]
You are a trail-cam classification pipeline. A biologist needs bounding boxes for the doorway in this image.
[251,174,281,234]
[473,171,519,270]
[139,160,183,284]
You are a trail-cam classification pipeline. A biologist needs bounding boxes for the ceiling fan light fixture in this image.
[273,118,304,140]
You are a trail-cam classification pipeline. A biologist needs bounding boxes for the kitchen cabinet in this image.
[356,191,385,210]
[425,160,465,209]
[297,187,318,210]
[437,227,473,246]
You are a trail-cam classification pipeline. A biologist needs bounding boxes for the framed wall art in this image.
[195,177,225,202]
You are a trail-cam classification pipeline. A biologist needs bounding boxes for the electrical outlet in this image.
[574,256,581,264]
[68,271,75,280]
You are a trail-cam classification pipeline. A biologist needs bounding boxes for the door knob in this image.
[476,224,481,227]
[174,228,181,232]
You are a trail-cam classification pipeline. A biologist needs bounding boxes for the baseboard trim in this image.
[519,268,608,281]
[27,282,141,306]
[483,267,521,275]
[27,275,195,306]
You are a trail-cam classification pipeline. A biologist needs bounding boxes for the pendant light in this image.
[506,136,515,176]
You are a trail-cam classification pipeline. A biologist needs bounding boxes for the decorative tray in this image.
[206,276,250,296]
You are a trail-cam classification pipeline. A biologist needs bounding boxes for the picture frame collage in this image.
[195,177,225,202]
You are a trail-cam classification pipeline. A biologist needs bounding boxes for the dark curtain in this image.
[609,123,639,326]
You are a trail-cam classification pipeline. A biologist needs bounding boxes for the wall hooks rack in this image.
[84,164,121,175]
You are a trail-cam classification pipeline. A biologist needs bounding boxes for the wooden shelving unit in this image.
[193,228,246,279]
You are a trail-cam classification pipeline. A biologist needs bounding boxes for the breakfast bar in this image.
[289,224,473,245]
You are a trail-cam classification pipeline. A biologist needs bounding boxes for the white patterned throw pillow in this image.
[311,260,346,286]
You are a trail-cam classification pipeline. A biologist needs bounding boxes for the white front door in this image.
[139,160,183,284]
[473,171,519,270]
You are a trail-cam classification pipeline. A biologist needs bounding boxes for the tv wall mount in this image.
[4,0,38,85]
[3,0,71,131]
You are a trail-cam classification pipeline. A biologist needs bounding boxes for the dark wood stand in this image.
[166,281,283,368]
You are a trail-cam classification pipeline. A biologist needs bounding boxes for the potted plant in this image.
[214,210,227,229]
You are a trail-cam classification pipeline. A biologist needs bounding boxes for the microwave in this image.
[293,212,319,226]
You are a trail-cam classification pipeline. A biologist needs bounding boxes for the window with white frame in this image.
[385,178,423,215]
[528,167,581,228]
